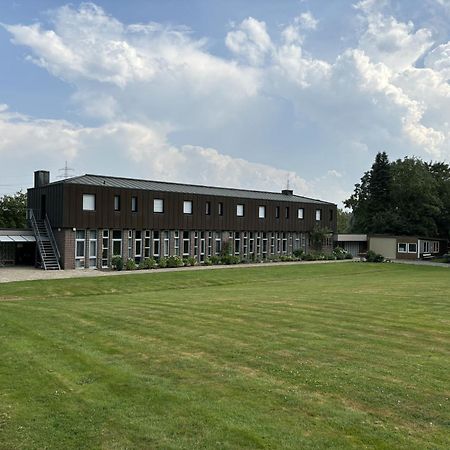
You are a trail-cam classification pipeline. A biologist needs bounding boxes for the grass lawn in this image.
[0,263,449,449]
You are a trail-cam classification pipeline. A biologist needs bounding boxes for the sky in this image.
[1,0,450,205]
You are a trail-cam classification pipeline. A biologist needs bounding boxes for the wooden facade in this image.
[28,180,337,233]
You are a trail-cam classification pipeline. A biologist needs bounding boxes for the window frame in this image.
[82,194,96,211]
[258,205,266,219]
[153,198,164,213]
[183,200,193,215]
[298,208,304,219]
[236,204,245,217]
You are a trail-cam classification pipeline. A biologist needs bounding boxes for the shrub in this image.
[158,257,168,269]
[204,258,213,266]
[125,258,137,270]
[345,253,353,260]
[443,254,450,263]
[293,249,304,259]
[185,256,197,266]
[326,254,336,260]
[139,258,157,270]
[302,253,316,261]
[167,256,184,268]
[220,255,240,265]
[366,250,384,263]
[209,256,221,265]
[111,255,123,271]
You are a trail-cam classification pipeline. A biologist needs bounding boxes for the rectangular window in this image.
[174,231,180,256]
[275,206,280,219]
[154,199,164,213]
[183,231,190,256]
[144,231,151,258]
[101,229,109,268]
[163,231,170,257]
[432,241,440,253]
[75,230,86,269]
[128,230,133,259]
[112,230,122,256]
[207,232,212,257]
[423,241,430,253]
[236,204,244,217]
[398,243,407,253]
[131,196,138,212]
[234,232,240,255]
[258,206,266,218]
[114,195,120,211]
[82,194,95,211]
[205,202,211,215]
[408,243,417,253]
[88,230,97,268]
[135,230,142,262]
[315,209,322,221]
[215,237,222,255]
[285,207,290,219]
[218,202,223,216]
[153,231,160,257]
[298,208,304,219]
[183,201,193,214]
[329,209,334,221]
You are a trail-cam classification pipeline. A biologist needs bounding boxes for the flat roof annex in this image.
[49,174,334,205]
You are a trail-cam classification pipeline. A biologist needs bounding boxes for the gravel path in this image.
[0,260,354,284]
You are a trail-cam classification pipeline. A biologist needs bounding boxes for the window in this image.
[207,232,212,257]
[174,231,180,256]
[75,230,86,269]
[258,206,266,218]
[82,194,95,211]
[154,199,164,213]
[112,230,122,256]
[218,202,223,216]
[205,202,211,215]
[315,209,322,221]
[163,231,170,257]
[285,207,290,219]
[135,231,142,262]
[275,206,280,219]
[144,231,151,258]
[329,209,334,221]
[101,230,109,268]
[183,201,193,214]
[398,243,407,253]
[408,243,417,253]
[128,230,133,259]
[183,231,190,255]
[236,204,244,217]
[262,233,268,255]
[432,241,440,253]
[234,232,240,255]
[215,236,222,255]
[88,230,97,268]
[423,241,430,253]
[298,208,304,219]
[131,196,138,212]
[114,195,120,211]
[153,231,160,257]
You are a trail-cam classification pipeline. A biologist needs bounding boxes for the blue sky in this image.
[1,0,450,205]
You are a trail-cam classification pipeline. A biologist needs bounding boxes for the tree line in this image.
[343,152,450,239]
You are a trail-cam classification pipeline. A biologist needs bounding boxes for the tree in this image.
[0,191,27,228]
[345,153,450,238]
[337,208,352,233]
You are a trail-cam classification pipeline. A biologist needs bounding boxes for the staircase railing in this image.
[28,209,48,270]
[44,213,61,264]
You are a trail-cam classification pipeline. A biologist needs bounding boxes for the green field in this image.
[0,263,449,449]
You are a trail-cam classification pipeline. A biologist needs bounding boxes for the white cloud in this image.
[356,0,434,71]
[225,17,273,66]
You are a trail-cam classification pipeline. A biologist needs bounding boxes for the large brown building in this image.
[27,170,337,269]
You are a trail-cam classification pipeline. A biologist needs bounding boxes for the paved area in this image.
[391,259,450,268]
[0,260,354,284]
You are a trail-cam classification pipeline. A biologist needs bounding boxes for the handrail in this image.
[45,214,61,261]
[28,209,47,269]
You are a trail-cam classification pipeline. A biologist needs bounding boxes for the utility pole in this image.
[57,161,75,179]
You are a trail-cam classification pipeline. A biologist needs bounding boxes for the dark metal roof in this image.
[51,174,334,205]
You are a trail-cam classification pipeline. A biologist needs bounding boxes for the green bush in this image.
[125,258,137,270]
[209,256,221,265]
[302,253,316,261]
[158,257,168,269]
[111,255,123,271]
[167,256,184,268]
[366,250,384,263]
[139,258,157,270]
[326,254,336,260]
[184,257,197,267]
[204,258,213,266]
[345,253,353,260]
[220,255,240,265]
[443,254,450,263]
[293,249,304,259]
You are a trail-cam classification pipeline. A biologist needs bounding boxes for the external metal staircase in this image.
[29,210,61,270]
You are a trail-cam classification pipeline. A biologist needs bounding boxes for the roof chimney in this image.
[34,170,50,188]
[282,189,293,195]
